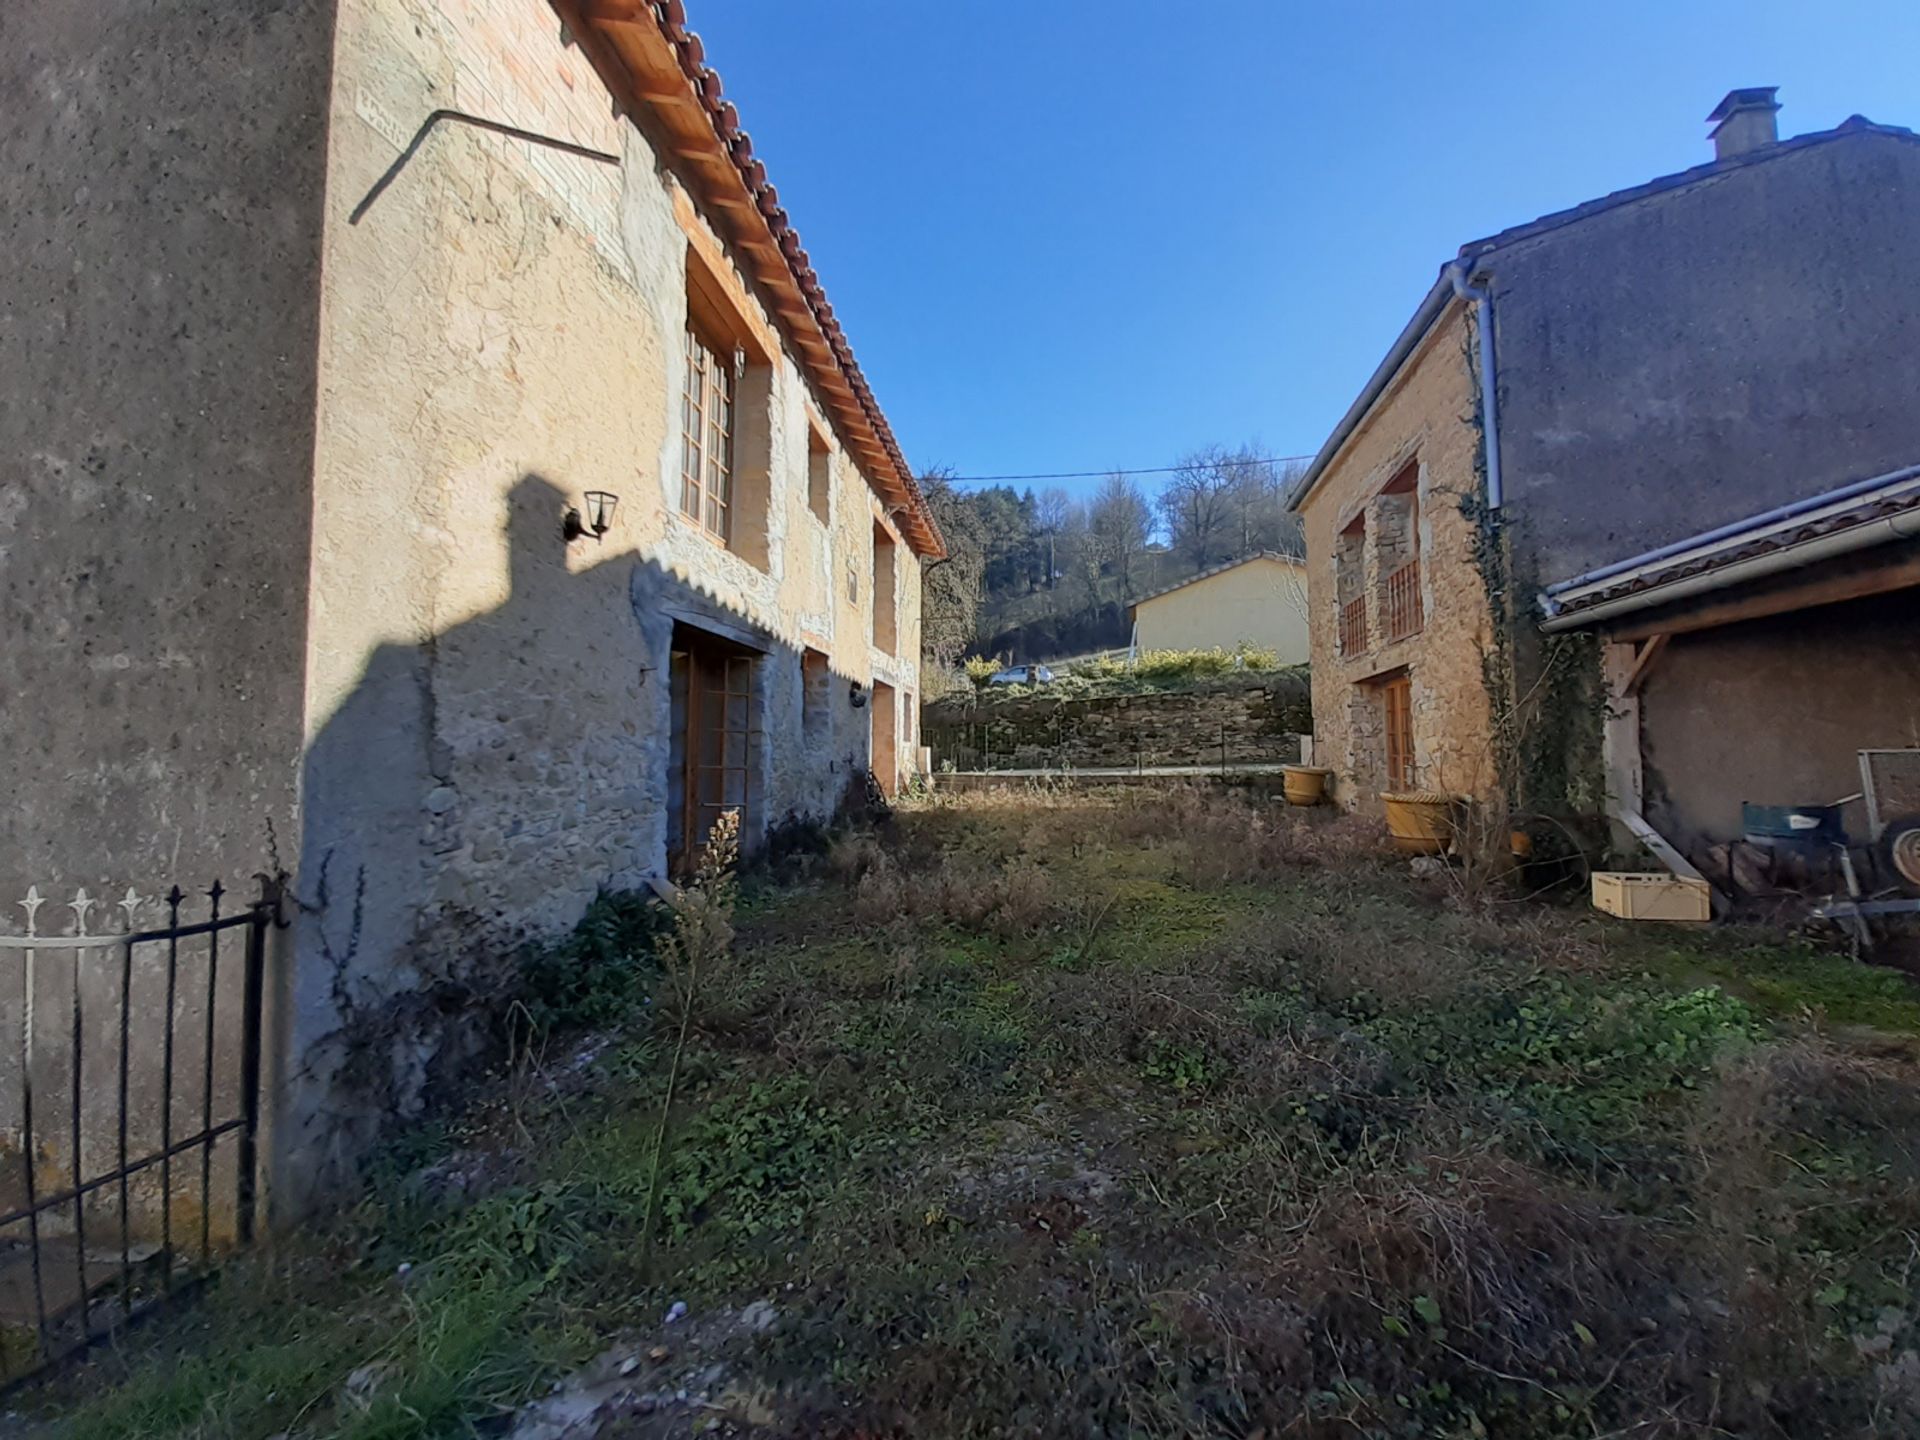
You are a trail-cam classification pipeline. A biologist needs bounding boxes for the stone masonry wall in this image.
[924,676,1310,771]
[1299,304,1498,813]
[288,0,920,1204]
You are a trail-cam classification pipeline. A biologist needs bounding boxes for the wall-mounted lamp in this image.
[848,680,869,709]
[732,344,748,378]
[563,490,620,542]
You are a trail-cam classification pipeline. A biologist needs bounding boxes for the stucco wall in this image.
[0,0,332,908]
[286,0,919,1194]
[0,1,335,1233]
[1299,306,1497,812]
[1132,557,1310,662]
[1491,130,1920,587]
[1640,587,1920,853]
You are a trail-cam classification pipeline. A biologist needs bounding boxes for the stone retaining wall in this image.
[923,674,1310,771]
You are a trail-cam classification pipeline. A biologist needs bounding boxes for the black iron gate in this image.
[0,877,278,1386]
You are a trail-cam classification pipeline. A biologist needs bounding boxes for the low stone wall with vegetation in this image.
[923,669,1311,771]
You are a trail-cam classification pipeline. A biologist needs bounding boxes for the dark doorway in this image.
[669,625,759,873]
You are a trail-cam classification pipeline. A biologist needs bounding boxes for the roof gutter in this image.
[1539,504,1920,633]
[1541,462,1920,601]
[1286,260,1501,513]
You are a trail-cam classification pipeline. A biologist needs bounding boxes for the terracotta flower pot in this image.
[1381,791,1460,855]
[1281,765,1332,806]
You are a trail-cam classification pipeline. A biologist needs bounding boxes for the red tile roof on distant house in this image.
[554,0,943,557]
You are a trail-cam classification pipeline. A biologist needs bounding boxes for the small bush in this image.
[517,889,669,1033]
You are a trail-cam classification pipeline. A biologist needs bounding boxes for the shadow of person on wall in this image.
[278,473,866,1209]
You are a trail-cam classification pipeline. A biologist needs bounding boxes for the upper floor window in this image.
[1378,459,1423,642]
[807,425,831,525]
[681,321,735,542]
[1336,511,1368,657]
[872,521,898,654]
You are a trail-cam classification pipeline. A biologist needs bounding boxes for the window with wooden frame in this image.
[1336,511,1368,658]
[680,320,735,541]
[806,424,831,525]
[1379,459,1423,642]
[1381,674,1414,791]
[872,521,898,654]
[801,647,831,743]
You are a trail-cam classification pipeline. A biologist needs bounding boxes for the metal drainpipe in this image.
[1447,262,1502,510]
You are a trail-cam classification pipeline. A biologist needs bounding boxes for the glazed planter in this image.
[1381,791,1460,855]
[1281,765,1333,806]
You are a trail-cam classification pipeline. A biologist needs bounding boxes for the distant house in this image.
[1127,552,1309,661]
[1287,89,1920,886]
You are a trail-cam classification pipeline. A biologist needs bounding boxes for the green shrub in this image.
[517,889,669,1033]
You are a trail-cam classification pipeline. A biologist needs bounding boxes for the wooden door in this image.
[676,637,755,871]
[1382,674,1414,791]
[870,680,897,796]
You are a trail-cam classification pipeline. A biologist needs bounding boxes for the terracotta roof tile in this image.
[566,0,941,555]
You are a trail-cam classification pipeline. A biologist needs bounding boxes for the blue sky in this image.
[689,1,1919,502]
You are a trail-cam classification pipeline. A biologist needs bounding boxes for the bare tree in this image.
[1088,472,1154,599]
[916,465,987,668]
[1158,446,1240,571]
[1035,485,1073,537]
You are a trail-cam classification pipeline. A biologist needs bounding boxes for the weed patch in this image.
[44,789,1920,1440]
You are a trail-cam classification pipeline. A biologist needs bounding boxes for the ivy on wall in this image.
[1456,317,1608,822]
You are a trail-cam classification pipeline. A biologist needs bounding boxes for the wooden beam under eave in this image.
[1607,546,1920,643]
[1622,633,1669,697]
[580,0,650,21]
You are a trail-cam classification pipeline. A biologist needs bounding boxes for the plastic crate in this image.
[1592,871,1711,923]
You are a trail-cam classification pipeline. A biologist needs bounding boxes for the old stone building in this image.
[1291,303,1497,809]
[1,0,940,1211]
[1290,91,1920,881]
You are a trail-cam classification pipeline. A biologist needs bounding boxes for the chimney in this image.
[1707,87,1781,161]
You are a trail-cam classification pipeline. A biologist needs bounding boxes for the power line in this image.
[944,454,1316,486]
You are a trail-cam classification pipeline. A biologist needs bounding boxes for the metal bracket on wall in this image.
[349,109,620,226]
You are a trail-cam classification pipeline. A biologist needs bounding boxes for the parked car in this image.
[989,664,1054,686]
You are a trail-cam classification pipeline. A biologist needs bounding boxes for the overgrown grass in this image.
[38,788,1920,1438]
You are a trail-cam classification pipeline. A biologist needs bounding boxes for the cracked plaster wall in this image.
[284,0,920,1203]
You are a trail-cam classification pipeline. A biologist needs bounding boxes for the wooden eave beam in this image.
[1621,633,1669,697]
[1608,547,1920,643]
[561,0,942,556]
[580,0,650,21]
